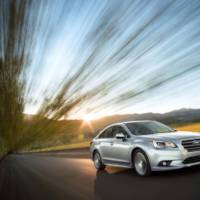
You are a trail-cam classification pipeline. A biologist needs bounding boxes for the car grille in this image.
[182,139,200,152]
[183,156,200,164]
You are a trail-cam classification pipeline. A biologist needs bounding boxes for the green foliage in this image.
[0,0,29,155]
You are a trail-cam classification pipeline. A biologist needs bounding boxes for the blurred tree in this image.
[0,0,32,153]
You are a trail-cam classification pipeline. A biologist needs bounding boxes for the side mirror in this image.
[115,133,125,140]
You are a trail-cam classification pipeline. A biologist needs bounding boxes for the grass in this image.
[28,140,91,153]
[176,123,200,132]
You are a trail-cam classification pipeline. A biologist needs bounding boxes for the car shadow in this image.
[94,166,200,200]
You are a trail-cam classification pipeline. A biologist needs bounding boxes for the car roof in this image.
[123,120,155,124]
[102,120,155,129]
[109,120,155,126]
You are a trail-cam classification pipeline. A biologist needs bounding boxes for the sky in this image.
[23,0,200,119]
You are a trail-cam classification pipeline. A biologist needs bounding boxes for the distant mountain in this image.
[24,108,200,131]
[90,108,200,133]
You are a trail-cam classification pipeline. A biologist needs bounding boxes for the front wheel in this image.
[133,149,151,176]
[93,151,105,170]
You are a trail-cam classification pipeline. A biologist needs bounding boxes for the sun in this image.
[83,115,93,122]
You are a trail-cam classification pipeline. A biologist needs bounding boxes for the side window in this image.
[99,127,113,138]
[107,127,115,138]
[119,126,129,137]
[98,126,129,138]
[112,126,128,137]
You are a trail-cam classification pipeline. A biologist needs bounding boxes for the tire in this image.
[133,149,151,176]
[93,151,105,170]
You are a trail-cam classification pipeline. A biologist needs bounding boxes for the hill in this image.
[89,108,200,133]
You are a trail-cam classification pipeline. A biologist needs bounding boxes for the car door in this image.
[109,126,131,165]
[98,127,114,161]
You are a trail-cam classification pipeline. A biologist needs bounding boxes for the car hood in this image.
[139,131,200,141]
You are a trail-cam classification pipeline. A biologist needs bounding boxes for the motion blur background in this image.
[0,0,200,155]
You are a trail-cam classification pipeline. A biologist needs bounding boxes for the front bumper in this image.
[149,147,200,171]
[152,160,200,171]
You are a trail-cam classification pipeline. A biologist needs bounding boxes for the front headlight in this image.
[152,140,177,149]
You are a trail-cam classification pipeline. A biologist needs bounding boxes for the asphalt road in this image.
[1,152,200,200]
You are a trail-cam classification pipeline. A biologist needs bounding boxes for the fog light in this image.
[163,161,167,166]
[158,160,171,167]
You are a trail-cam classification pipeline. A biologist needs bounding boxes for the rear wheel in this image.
[133,149,151,176]
[93,151,105,170]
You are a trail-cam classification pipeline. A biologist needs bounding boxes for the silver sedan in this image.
[90,120,200,176]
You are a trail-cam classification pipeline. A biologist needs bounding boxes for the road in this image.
[0,151,200,200]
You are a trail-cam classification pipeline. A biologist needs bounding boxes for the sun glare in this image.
[83,115,93,122]
[82,113,106,122]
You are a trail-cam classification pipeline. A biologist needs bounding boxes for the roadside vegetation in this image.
[176,123,200,132]
[0,0,29,157]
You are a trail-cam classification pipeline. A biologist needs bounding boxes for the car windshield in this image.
[126,121,176,135]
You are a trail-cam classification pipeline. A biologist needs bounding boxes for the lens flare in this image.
[83,115,92,122]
